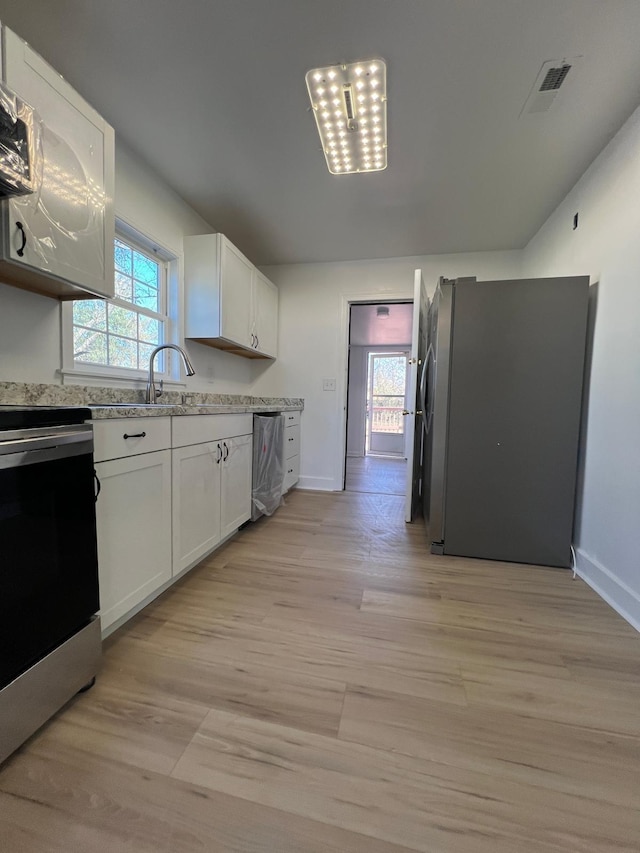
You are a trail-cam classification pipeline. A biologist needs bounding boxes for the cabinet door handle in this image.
[255,335,259,349]
[223,441,229,461]
[93,470,101,502]
[16,221,27,257]
[123,431,146,439]
[216,443,222,463]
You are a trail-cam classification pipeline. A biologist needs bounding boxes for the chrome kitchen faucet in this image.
[146,344,196,403]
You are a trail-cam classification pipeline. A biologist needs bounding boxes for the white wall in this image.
[255,250,521,490]
[0,141,259,393]
[521,105,640,629]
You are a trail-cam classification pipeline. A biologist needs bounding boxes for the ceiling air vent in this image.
[520,57,581,116]
[539,64,571,92]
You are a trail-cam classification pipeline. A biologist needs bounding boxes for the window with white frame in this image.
[69,231,172,377]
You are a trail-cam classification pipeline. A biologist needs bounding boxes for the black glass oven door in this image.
[0,431,99,689]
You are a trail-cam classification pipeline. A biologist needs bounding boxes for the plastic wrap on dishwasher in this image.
[0,82,42,197]
[252,414,284,520]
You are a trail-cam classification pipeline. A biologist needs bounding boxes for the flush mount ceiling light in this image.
[305,59,387,175]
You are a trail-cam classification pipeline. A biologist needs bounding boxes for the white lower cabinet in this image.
[94,413,253,634]
[172,441,222,575]
[221,434,253,538]
[95,449,172,632]
[171,415,253,576]
[282,411,301,494]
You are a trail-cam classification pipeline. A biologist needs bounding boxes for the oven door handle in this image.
[0,432,94,470]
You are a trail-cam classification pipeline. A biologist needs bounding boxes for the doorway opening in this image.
[366,351,409,457]
[344,301,413,496]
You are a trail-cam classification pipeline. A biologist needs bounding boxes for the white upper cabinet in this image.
[253,269,278,358]
[184,232,278,359]
[0,24,115,299]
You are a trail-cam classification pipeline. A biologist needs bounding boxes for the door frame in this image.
[339,290,414,491]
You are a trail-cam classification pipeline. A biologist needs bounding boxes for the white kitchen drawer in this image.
[172,413,253,448]
[282,410,301,427]
[284,424,300,459]
[283,455,300,492]
[93,417,171,462]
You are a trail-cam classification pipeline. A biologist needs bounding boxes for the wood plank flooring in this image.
[345,455,407,495]
[1,488,639,851]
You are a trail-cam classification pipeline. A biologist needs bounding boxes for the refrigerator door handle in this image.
[421,343,434,433]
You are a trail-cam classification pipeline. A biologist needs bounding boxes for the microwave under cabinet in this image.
[0,23,114,300]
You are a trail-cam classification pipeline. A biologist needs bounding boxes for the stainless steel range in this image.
[0,405,101,764]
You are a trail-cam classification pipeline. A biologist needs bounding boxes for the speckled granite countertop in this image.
[0,381,303,418]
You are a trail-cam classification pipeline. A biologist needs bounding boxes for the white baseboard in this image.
[575,548,640,633]
[297,475,341,491]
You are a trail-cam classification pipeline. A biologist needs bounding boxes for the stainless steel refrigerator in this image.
[420,275,589,568]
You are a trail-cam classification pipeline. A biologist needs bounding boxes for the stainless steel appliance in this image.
[421,275,589,568]
[0,406,101,764]
[0,82,39,197]
[252,413,284,520]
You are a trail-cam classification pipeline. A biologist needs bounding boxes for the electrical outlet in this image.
[322,377,336,391]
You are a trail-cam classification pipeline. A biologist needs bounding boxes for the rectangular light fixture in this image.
[305,59,387,175]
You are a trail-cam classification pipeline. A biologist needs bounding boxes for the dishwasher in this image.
[251,412,284,520]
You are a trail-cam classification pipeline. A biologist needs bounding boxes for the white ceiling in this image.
[1,1,640,266]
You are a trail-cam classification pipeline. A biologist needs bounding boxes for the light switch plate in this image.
[322,377,336,391]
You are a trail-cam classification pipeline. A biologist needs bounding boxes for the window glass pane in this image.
[72,235,167,374]
[107,304,137,339]
[74,327,107,364]
[138,341,160,371]
[114,240,132,275]
[138,315,160,345]
[109,335,137,369]
[133,251,159,287]
[114,272,132,301]
[133,281,160,312]
[372,356,406,395]
[73,301,106,331]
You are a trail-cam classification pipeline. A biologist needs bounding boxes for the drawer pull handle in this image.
[123,431,147,440]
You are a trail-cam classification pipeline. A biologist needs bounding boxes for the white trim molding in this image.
[575,548,640,633]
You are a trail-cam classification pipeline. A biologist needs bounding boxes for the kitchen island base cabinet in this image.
[95,450,172,632]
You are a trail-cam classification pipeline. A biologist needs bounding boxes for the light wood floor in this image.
[1,489,639,852]
[345,455,407,495]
